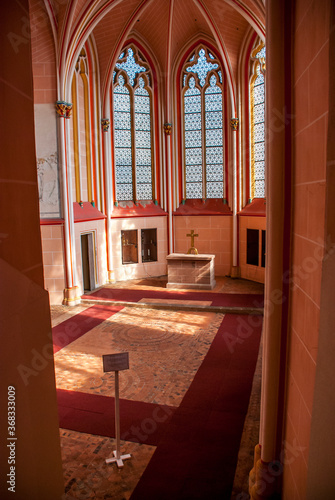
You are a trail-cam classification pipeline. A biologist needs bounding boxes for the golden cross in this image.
[186,229,199,255]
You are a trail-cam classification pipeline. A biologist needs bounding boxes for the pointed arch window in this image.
[112,46,153,202]
[182,47,224,200]
[250,43,266,199]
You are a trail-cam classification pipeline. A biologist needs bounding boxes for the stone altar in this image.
[166,253,216,290]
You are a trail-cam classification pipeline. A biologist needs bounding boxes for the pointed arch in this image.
[111,42,158,203]
[176,43,228,203]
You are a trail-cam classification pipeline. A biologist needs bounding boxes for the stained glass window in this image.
[113,47,153,202]
[183,48,224,199]
[250,44,266,199]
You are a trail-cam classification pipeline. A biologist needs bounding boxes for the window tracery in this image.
[182,47,224,200]
[113,46,153,202]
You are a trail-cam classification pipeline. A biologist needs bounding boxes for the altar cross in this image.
[187,229,199,255]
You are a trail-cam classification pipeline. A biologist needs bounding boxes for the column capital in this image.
[55,101,73,118]
[164,122,172,135]
[101,118,110,132]
[230,117,239,130]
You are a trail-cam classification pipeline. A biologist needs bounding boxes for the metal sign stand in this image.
[103,353,131,468]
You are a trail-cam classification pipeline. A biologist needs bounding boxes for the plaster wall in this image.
[111,216,168,281]
[35,103,61,218]
[41,224,66,304]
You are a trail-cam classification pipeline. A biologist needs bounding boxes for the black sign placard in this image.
[102,352,129,372]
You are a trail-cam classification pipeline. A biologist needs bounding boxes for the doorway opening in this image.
[81,232,96,292]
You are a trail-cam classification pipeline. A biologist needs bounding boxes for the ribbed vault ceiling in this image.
[44,0,265,100]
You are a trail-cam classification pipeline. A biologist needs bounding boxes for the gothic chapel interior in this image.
[1,0,335,499]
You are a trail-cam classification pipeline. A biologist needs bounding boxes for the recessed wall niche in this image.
[121,229,138,264]
[141,228,157,262]
[247,228,259,266]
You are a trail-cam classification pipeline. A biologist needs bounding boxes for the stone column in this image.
[230,117,240,278]
[101,117,115,282]
[249,0,293,497]
[56,101,81,305]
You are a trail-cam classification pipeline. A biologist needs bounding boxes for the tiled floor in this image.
[53,276,263,499]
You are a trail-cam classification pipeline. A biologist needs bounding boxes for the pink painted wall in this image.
[173,215,232,276]
[239,216,266,283]
[29,0,57,104]
[0,2,64,497]
[40,224,66,304]
[283,1,330,497]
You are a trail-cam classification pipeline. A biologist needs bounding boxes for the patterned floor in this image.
[53,276,263,499]
[54,308,222,406]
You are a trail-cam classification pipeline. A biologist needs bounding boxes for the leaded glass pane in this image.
[206,129,223,147]
[256,46,266,60]
[135,131,151,148]
[184,113,201,131]
[254,142,265,161]
[136,165,152,183]
[186,49,218,87]
[114,148,132,166]
[133,78,152,199]
[186,182,202,199]
[185,130,202,148]
[114,129,131,148]
[205,111,222,129]
[115,47,146,86]
[113,49,154,202]
[254,103,265,124]
[186,165,202,183]
[253,83,264,105]
[206,182,223,198]
[254,162,265,180]
[251,44,266,200]
[255,71,264,85]
[254,122,264,143]
[135,95,150,114]
[116,182,133,201]
[135,149,151,166]
[206,164,223,181]
[115,165,132,184]
[255,179,265,198]
[135,113,150,131]
[136,183,152,200]
[183,50,224,200]
[114,112,131,130]
[206,147,223,165]
[185,148,202,165]
[205,92,222,112]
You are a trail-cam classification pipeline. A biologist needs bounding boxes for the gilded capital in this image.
[230,117,239,131]
[56,101,73,118]
[101,118,110,132]
[164,123,172,135]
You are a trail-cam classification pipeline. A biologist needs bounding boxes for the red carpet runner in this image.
[82,287,264,308]
[53,299,262,499]
[53,304,123,353]
[130,314,263,500]
[57,390,176,446]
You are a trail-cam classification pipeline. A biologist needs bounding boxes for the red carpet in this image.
[130,314,263,500]
[57,389,176,446]
[53,304,123,353]
[82,287,264,308]
[54,303,262,498]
